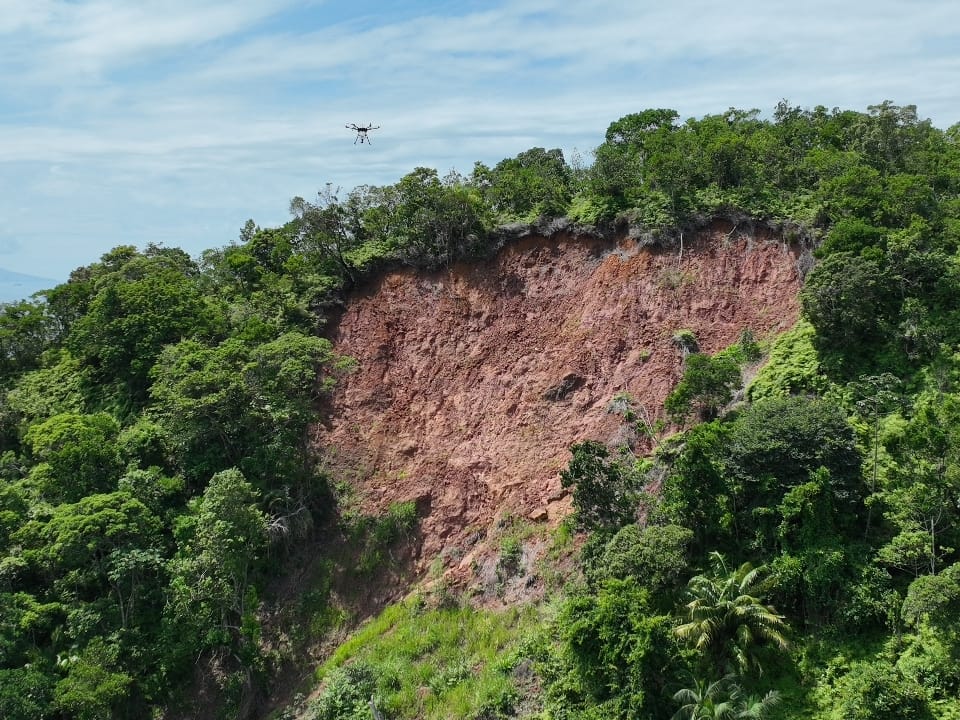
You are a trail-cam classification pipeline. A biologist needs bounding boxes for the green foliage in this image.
[895,621,960,700]
[831,660,933,720]
[315,599,537,720]
[722,395,863,548]
[877,393,960,577]
[388,168,492,267]
[0,667,55,720]
[1,351,86,440]
[671,675,780,720]
[14,491,162,592]
[311,662,378,720]
[497,535,523,582]
[52,637,133,720]
[562,578,677,718]
[150,331,338,487]
[474,147,572,221]
[3,100,960,718]
[901,563,960,629]
[560,441,639,532]
[801,252,893,362]
[566,191,623,225]
[672,329,700,355]
[593,523,693,592]
[747,321,823,400]
[24,412,122,503]
[675,553,789,677]
[815,217,886,257]
[344,501,418,576]
[66,247,225,405]
[0,299,57,383]
[665,353,742,423]
[166,468,267,655]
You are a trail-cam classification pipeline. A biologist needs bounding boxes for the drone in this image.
[346,123,380,144]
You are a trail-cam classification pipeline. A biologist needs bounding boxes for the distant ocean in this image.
[0,268,58,304]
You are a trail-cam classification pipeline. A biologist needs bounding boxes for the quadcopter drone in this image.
[346,123,380,144]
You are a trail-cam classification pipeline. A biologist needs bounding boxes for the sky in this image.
[1,0,959,295]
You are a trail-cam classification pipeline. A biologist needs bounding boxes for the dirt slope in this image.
[313,222,804,575]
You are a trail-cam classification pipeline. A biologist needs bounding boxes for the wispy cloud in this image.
[0,0,958,286]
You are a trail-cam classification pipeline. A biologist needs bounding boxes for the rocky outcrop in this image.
[313,221,803,572]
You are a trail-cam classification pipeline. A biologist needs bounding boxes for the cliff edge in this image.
[313,221,804,574]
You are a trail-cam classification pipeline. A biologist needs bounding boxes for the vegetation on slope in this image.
[1,100,959,719]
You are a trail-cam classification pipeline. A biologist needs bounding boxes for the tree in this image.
[560,441,639,532]
[834,660,933,720]
[596,523,694,591]
[590,109,680,201]
[848,373,902,536]
[659,420,730,553]
[476,147,572,221]
[289,185,362,283]
[53,637,133,720]
[563,578,676,718]
[672,675,780,720]
[800,251,893,361]
[901,562,960,629]
[665,353,742,423]
[0,667,54,720]
[150,332,339,488]
[0,299,54,380]
[672,676,735,720]
[675,553,788,677]
[166,469,268,654]
[13,491,164,633]
[23,412,122,503]
[389,167,491,267]
[2,351,87,441]
[721,395,864,547]
[880,393,960,576]
[66,248,223,405]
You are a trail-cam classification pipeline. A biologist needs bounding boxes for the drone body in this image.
[346,123,380,144]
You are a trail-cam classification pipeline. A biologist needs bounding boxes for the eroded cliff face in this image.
[313,222,804,575]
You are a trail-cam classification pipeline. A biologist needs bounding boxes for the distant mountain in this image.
[0,267,58,304]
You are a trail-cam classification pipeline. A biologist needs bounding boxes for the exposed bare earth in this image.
[313,222,803,577]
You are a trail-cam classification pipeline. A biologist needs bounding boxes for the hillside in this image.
[317,221,802,573]
[2,101,960,720]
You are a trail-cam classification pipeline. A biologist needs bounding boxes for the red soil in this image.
[313,222,803,574]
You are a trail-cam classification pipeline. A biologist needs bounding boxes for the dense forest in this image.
[2,101,960,719]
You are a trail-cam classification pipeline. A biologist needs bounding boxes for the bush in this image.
[593,523,693,592]
[560,578,678,718]
[747,320,823,400]
[833,660,933,720]
[310,663,378,720]
[665,353,742,423]
[560,441,639,532]
[347,501,418,576]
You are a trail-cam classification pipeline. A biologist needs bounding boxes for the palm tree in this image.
[672,675,781,720]
[672,675,737,720]
[675,552,789,676]
[732,688,781,719]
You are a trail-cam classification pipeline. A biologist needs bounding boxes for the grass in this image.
[312,597,542,720]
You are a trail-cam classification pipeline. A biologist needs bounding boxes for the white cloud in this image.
[1,0,959,281]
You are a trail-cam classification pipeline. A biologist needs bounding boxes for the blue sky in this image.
[1,0,959,294]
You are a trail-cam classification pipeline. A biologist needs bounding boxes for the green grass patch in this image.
[312,598,542,720]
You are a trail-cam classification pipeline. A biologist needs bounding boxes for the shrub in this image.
[833,660,933,720]
[665,353,742,423]
[593,523,693,592]
[310,663,378,720]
